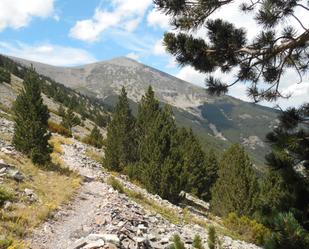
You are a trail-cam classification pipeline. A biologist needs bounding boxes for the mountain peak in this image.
[104,56,141,68]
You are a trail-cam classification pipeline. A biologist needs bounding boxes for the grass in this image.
[0,187,13,206]
[49,135,73,167]
[0,148,81,247]
[85,148,102,163]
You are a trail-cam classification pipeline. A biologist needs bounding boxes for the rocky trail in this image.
[26,139,260,249]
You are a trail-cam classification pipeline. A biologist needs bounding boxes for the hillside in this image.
[0,61,262,249]
[12,56,278,166]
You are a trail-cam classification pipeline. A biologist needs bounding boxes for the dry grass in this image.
[49,135,73,167]
[0,149,81,247]
[85,148,102,163]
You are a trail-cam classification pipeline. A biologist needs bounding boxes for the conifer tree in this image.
[13,68,51,165]
[86,125,104,148]
[104,87,136,171]
[0,67,10,83]
[265,104,309,228]
[154,0,308,102]
[203,149,219,201]
[142,105,177,196]
[175,128,211,200]
[136,86,160,160]
[256,171,294,225]
[58,104,65,117]
[211,144,259,217]
[61,107,81,135]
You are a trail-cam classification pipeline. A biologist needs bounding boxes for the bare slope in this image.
[9,55,278,165]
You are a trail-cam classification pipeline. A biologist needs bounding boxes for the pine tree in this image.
[136,86,160,161]
[265,212,309,249]
[104,87,136,171]
[58,104,65,117]
[176,128,211,200]
[154,0,308,102]
[203,149,219,201]
[0,67,10,83]
[265,104,309,228]
[211,144,259,217]
[13,67,51,165]
[86,125,104,148]
[256,171,294,225]
[61,107,81,135]
[142,105,177,196]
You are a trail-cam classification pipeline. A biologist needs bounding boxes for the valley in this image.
[11,56,278,167]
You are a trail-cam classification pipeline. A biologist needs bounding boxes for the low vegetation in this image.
[0,152,81,248]
[48,120,71,137]
[0,187,13,206]
[0,67,10,84]
[223,213,270,245]
[85,148,102,163]
[82,126,104,148]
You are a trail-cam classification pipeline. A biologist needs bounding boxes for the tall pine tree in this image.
[13,67,51,165]
[104,87,136,171]
[211,144,259,217]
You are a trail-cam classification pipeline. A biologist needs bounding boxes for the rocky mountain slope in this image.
[0,57,264,249]
[11,56,278,166]
[0,115,260,249]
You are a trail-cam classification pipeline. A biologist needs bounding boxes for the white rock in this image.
[84,239,105,249]
[99,234,119,245]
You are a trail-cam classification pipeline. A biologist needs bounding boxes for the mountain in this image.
[10,56,278,167]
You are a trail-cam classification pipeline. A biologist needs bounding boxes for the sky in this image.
[0,0,308,109]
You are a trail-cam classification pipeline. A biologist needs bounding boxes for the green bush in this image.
[106,176,124,194]
[0,67,10,83]
[208,226,217,249]
[265,212,309,249]
[169,235,186,249]
[193,235,204,249]
[0,187,13,206]
[48,121,71,137]
[223,213,270,245]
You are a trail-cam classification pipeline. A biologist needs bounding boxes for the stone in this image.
[24,188,37,202]
[3,201,12,210]
[133,236,147,244]
[95,217,106,226]
[68,238,88,249]
[1,147,14,155]
[84,239,105,249]
[8,169,24,181]
[0,159,8,168]
[86,234,105,241]
[104,243,118,249]
[146,234,157,242]
[99,234,120,246]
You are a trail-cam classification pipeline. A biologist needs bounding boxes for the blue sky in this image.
[0,0,308,108]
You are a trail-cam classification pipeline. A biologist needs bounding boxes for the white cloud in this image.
[126,52,140,60]
[70,0,153,42]
[153,39,166,55]
[147,8,170,29]
[176,66,308,109]
[0,41,96,66]
[176,66,205,87]
[0,0,54,31]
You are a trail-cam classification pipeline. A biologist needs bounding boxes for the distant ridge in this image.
[8,54,278,166]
